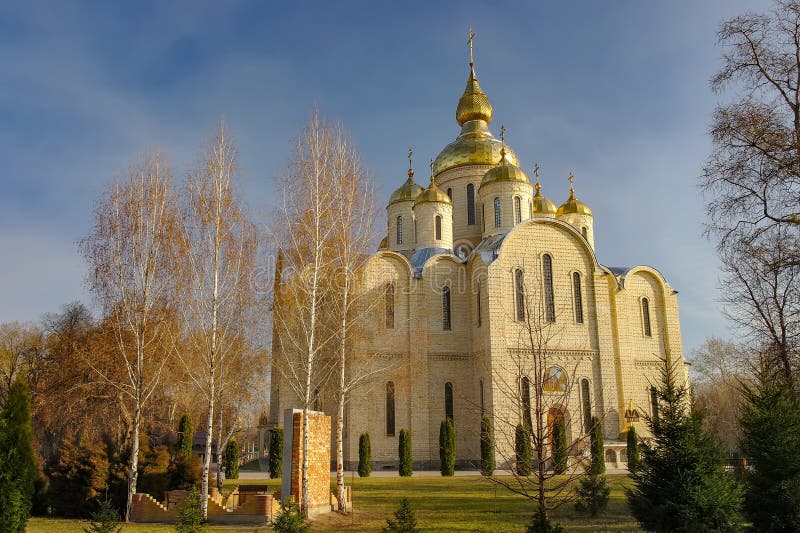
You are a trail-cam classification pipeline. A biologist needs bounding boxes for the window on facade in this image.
[514,196,522,224]
[396,216,403,245]
[476,283,482,327]
[447,187,453,200]
[581,378,591,433]
[445,382,454,422]
[386,381,396,436]
[413,217,417,245]
[385,282,395,329]
[521,376,532,430]
[482,204,485,232]
[494,197,502,227]
[442,285,452,331]
[467,184,476,225]
[573,272,584,324]
[650,386,659,421]
[514,268,525,322]
[435,215,442,240]
[313,387,320,411]
[543,254,555,323]
[581,226,588,239]
[642,297,652,337]
[480,379,485,416]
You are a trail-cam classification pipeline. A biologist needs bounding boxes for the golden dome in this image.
[433,120,520,176]
[414,172,452,207]
[480,154,531,189]
[456,66,493,126]
[532,181,557,216]
[556,174,593,217]
[388,170,424,205]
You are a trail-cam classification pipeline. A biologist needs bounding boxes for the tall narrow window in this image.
[476,283,482,327]
[414,218,417,244]
[385,282,395,329]
[467,184,476,225]
[482,204,486,232]
[445,382,454,422]
[447,187,452,200]
[642,297,652,337]
[573,272,584,324]
[479,379,485,416]
[650,386,659,421]
[442,285,452,331]
[521,376,532,430]
[514,196,522,224]
[494,197,502,227]
[435,215,442,240]
[581,379,591,433]
[581,226,588,239]
[543,254,555,323]
[386,381,396,436]
[514,268,525,321]
[313,387,320,411]
[396,216,403,245]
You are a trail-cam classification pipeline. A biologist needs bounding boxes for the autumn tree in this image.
[80,153,183,521]
[176,121,261,517]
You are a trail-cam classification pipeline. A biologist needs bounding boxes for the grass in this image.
[27,474,640,532]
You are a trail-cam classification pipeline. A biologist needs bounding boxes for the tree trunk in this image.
[125,400,141,522]
[336,278,349,511]
[201,373,215,518]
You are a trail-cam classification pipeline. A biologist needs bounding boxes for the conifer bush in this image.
[224,439,239,479]
[176,414,194,458]
[176,487,206,532]
[358,432,371,478]
[626,425,640,473]
[384,497,419,532]
[0,380,38,532]
[515,424,532,476]
[439,419,455,476]
[574,416,610,517]
[399,429,412,477]
[480,416,494,476]
[47,436,110,517]
[84,499,121,533]
[552,419,568,475]
[272,498,310,532]
[268,428,283,479]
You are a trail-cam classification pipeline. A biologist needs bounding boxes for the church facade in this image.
[271,48,688,470]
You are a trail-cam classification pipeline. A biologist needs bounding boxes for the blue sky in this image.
[0,1,771,355]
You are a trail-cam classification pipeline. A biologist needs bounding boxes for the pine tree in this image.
[574,416,610,517]
[626,425,640,473]
[358,432,371,478]
[515,424,532,476]
[439,419,455,476]
[626,360,742,531]
[480,416,494,476]
[177,414,194,459]
[383,497,419,532]
[224,439,239,479]
[269,428,283,479]
[527,504,564,533]
[84,499,122,533]
[739,376,800,531]
[551,419,567,475]
[176,487,206,532]
[272,497,311,532]
[399,429,412,477]
[0,379,37,533]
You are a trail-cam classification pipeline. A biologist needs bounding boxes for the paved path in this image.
[238,467,631,480]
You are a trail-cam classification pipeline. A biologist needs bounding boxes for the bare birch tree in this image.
[271,110,340,514]
[80,153,182,521]
[177,121,261,517]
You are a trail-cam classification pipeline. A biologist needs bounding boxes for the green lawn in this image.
[28,474,640,532]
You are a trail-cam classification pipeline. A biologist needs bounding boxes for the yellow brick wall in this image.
[413,201,453,249]
[478,180,534,238]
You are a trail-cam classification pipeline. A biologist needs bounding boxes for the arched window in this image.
[521,376,532,430]
[445,382,454,422]
[313,387,320,411]
[543,254,555,323]
[581,379,591,433]
[479,379,485,416]
[435,215,442,240]
[442,285,452,331]
[581,226,588,239]
[573,272,584,324]
[642,297,652,337]
[385,282,395,329]
[514,196,522,224]
[386,381,396,436]
[494,197,502,227]
[396,216,403,245]
[467,184,476,225]
[414,217,417,244]
[447,187,453,200]
[482,203,485,232]
[476,283,482,327]
[514,268,525,322]
[650,386,659,421]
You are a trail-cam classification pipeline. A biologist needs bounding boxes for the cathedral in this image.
[271,39,688,470]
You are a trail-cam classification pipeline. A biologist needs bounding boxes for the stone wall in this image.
[282,409,332,516]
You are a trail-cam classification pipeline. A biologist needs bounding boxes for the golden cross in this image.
[533,162,540,178]
[500,124,505,145]
[468,27,475,66]
[408,147,413,169]
[568,171,574,191]
[430,159,435,183]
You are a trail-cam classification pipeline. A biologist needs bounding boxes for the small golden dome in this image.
[480,155,531,189]
[414,170,452,207]
[388,170,424,206]
[532,181,557,216]
[556,173,593,217]
[456,66,493,126]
